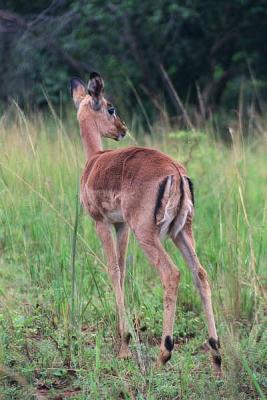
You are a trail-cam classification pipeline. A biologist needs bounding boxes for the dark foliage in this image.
[1,0,267,121]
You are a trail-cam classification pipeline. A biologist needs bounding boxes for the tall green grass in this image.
[0,106,266,399]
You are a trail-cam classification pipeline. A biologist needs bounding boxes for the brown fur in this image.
[80,146,186,227]
[70,74,222,375]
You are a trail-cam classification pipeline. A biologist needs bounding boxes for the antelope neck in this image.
[79,117,103,160]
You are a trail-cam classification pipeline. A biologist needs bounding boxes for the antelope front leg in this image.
[136,233,180,364]
[96,221,130,359]
[173,230,222,376]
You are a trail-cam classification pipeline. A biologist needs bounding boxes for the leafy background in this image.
[1,0,267,123]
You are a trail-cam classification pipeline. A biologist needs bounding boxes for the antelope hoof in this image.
[212,360,223,378]
[158,349,172,366]
[118,344,132,360]
[157,335,174,365]
[118,332,131,359]
[208,337,223,378]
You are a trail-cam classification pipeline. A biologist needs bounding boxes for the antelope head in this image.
[70,72,127,141]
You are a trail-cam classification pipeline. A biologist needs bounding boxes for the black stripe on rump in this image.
[186,177,195,206]
[154,177,169,223]
[179,177,184,208]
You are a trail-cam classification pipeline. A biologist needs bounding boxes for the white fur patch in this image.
[159,176,194,240]
[107,208,124,223]
[158,176,176,239]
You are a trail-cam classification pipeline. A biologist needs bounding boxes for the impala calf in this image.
[70,72,222,375]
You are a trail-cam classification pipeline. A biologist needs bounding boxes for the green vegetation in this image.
[1,0,267,122]
[0,107,266,399]
[1,1,266,398]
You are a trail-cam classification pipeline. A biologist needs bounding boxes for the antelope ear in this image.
[88,72,104,99]
[70,78,87,109]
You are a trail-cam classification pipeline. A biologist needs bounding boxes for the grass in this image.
[0,107,266,399]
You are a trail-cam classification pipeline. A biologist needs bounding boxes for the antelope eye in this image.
[107,106,115,116]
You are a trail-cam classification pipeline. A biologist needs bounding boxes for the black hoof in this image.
[208,337,222,370]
